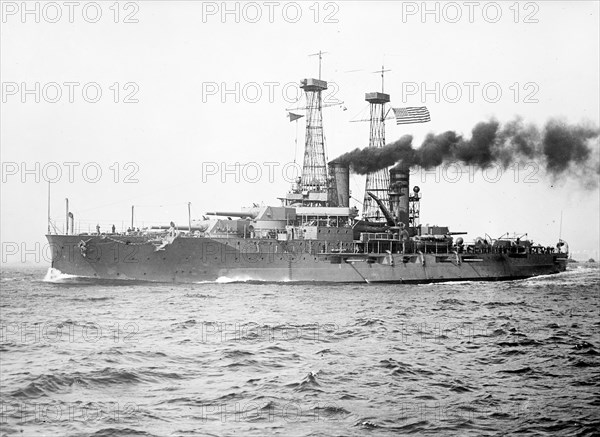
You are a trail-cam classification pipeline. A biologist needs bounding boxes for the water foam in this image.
[43,267,81,282]
[195,275,290,284]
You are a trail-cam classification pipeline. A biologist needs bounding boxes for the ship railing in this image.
[413,241,454,255]
[462,245,495,254]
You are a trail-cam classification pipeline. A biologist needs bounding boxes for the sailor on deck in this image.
[399,223,409,254]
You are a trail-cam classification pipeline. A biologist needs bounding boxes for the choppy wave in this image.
[1,264,598,436]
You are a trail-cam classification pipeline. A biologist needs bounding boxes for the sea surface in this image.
[1,263,599,437]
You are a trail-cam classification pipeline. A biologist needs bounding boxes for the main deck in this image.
[46,234,568,284]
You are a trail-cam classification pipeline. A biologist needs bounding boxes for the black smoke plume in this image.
[332,135,414,174]
[334,118,599,187]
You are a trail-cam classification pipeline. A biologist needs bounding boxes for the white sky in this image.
[1,1,599,262]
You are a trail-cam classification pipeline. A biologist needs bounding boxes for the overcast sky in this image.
[1,1,599,263]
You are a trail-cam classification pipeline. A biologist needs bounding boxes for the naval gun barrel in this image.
[151,219,211,232]
[150,225,209,231]
[206,211,259,219]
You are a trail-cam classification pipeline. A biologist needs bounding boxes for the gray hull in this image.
[46,235,568,284]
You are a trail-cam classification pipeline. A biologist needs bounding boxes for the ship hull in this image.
[46,235,568,284]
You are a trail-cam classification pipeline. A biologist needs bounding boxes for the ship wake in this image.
[195,276,293,284]
[43,267,84,282]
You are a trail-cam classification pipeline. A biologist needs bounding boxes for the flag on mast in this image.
[392,107,431,125]
[288,112,304,122]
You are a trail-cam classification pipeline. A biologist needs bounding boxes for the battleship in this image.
[46,68,569,284]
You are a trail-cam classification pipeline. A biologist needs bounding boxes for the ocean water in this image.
[1,264,599,437]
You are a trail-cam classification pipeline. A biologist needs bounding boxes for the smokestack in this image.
[389,164,410,227]
[328,160,350,207]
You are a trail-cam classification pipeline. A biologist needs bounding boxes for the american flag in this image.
[392,107,431,125]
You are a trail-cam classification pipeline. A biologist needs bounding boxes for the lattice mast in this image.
[300,51,329,192]
[362,66,391,221]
